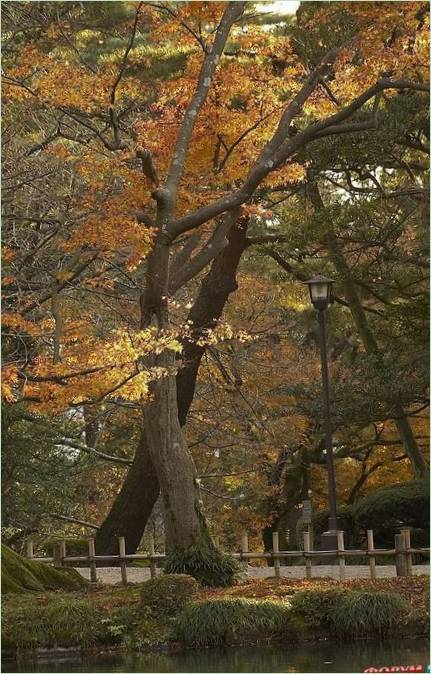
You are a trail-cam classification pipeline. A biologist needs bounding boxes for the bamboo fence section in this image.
[25,528,429,586]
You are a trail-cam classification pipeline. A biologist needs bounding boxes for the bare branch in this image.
[60,438,132,466]
[165,2,246,198]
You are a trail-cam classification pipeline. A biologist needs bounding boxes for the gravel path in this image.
[76,564,430,584]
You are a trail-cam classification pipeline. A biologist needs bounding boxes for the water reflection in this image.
[3,637,429,673]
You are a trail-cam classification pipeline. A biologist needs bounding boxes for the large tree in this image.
[2,1,429,578]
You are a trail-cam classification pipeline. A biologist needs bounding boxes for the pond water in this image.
[3,637,429,673]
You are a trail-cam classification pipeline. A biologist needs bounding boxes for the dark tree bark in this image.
[95,223,249,554]
[94,432,159,556]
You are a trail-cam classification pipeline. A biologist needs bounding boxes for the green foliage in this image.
[41,538,88,557]
[2,596,104,650]
[289,588,349,629]
[175,598,291,647]
[1,404,95,541]
[140,574,199,617]
[100,605,169,650]
[331,591,408,637]
[290,588,407,637]
[165,546,239,587]
[1,544,87,594]
[353,480,430,546]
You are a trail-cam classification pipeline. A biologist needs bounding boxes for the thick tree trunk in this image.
[95,433,159,556]
[143,354,212,550]
[96,223,248,554]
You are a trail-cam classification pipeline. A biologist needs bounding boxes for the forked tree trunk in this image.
[95,223,248,554]
[142,352,212,551]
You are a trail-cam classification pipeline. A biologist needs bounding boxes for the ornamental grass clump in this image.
[175,597,291,647]
[140,573,199,617]
[331,591,407,637]
[289,587,349,629]
[164,546,240,587]
[2,596,105,650]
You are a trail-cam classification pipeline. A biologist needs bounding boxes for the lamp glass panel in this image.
[310,282,329,301]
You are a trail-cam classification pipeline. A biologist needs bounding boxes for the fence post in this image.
[59,540,67,566]
[88,537,97,583]
[337,530,346,581]
[401,527,413,576]
[272,531,281,579]
[26,540,34,559]
[119,536,128,585]
[240,530,249,574]
[303,530,312,579]
[367,529,377,580]
[53,541,62,568]
[395,533,407,577]
[149,534,157,579]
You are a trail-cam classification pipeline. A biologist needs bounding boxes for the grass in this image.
[2,596,105,650]
[2,575,428,653]
[175,597,292,647]
[331,591,407,637]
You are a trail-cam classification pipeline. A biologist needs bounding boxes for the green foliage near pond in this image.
[289,588,408,638]
[0,575,420,654]
[175,597,292,647]
[1,544,87,594]
[331,591,408,637]
[2,597,104,650]
[140,573,199,617]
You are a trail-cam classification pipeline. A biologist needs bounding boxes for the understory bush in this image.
[140,573,199,617]
[331,591,408,637]
[2,597,105,650]
[289,588,349,629]
[101,605,170,649]
[353,480,430,547]
[164,546,239,587]
[175,598,291,647]
[289,588,407,637]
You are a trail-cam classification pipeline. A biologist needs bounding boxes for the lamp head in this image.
[304,274,335,311]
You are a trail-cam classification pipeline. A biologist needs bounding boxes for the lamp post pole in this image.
[317,308,338,534]
[304,274,339,550]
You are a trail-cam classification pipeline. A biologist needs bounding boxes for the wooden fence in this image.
[25,528,429,586]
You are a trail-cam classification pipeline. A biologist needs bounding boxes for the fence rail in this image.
[25,528,429,586]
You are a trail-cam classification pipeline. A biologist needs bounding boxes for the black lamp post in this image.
[304,274,339,550]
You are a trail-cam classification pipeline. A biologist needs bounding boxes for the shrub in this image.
[165,546,239,587]
[353,480,430,547]
[289,588,349,629]
[140,573,199,617]
[331,591,407,637]
[290,587,408,637]
[100,605,169,649]
[2,596,105,650]
[175,598,291,647]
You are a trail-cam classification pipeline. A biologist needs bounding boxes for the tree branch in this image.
[165,1,246,198]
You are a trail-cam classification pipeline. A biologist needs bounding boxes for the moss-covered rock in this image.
[1,544,87,594]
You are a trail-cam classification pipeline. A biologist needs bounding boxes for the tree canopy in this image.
[2,1,429,573]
